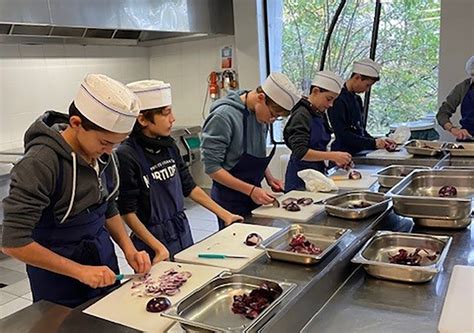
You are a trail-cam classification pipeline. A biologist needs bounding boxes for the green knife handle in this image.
[198,253,225,259]
[115,274,124,281]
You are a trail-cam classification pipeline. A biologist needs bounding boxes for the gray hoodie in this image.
[436,78,472,127]
[1,111,119,248]
[201,90,269,174]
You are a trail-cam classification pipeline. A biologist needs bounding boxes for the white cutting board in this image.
[365,147,413,160]
[330,169,377,190]
[174,223,281,272]
[438,265,474,333]
[251,190,337,222]
[83,261,226,333]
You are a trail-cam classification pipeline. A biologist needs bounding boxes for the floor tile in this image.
[22,292,33,301]
[0,258,27,273]
[0,290,16,305]
[0,297,32,319]
[1,278,31,297]
[0,269,27,285]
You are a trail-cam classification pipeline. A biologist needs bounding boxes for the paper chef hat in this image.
[262,73,301,111]
[73,74,140,133]
[311,70,344,94]
[126,80,172,111]
[352,58,382,78]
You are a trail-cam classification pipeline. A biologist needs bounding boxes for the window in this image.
[266,0,440,141]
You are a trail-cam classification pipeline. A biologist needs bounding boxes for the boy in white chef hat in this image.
[116,80,243,261]
[328,58,396,155]
[1,74,151,308]
[201,73,301,228]
[284,70,352,191]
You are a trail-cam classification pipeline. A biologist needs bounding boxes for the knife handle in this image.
[115,274,125,281]
[198,253,226,259]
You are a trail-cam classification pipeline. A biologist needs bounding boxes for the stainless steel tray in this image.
[375,165,430,188]
[404,139,444,156]
[323,191,391,219]
[441,165,474,170]
[352,231,452,283]
[257,224,350,265]
[442,142,474,157]
[162,273,296,332]
[386,169,473,228]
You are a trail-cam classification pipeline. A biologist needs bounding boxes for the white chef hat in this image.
[126,80,172,111]
[311,70,344,94]
[262,73,301,111]
[352,58,382,78]
[73,74,140,133]
[465,56,474,77]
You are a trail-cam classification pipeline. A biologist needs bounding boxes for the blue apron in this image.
[211,107,276,229]
[460,86,474,135]
[130,138,193,259]
[285,110,331,192]
[27,159,119,308]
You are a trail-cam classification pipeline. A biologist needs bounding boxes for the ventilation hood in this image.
[0,0,234,46]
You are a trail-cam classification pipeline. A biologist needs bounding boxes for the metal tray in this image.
[441,165,474,170]
[386,169,473,228]
[323,191,391,220]
[352,231,452,283]
[162,273,296,332]
[257,224,350,265]
[442,142,474,157]
[375,165,431,188]
[404,139,444,156]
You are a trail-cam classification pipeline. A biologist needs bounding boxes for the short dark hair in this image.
[68,102,109,132]
[132,106,167,133]
[350,73,380,82]
[256,86,291,116]
[309,85,329,95]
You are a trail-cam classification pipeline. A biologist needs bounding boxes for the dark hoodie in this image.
[200,90,269,174]
[1,111,119,248]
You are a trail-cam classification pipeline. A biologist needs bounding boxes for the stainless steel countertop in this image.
[301,223,472,333]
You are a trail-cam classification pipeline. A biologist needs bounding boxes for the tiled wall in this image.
[149,35,236,127]
[0,44,150,151]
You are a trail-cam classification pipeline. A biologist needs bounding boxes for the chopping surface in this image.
[330,169,378,190]
[252,190,337,222]
[174,223,281,272]
[83,261,226,333]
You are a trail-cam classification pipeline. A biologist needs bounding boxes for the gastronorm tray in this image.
[257,224,350,265]
[375,165,430,188]
[323,191,391,220]
[442,142,474,157]
[162,273,296,332]
[404,139,444,156]
[351,231,452,283]
[386,169,473,228]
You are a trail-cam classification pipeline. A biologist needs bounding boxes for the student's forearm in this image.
[209,168,254,196]
[105,214,139,256]
[2,242,84,279]
[189,186,230,219]
[302,149,332,162]
[120,213,166,253]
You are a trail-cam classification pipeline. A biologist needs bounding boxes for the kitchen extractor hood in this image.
[0,0,234,46]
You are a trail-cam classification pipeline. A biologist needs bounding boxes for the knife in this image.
[115,273,145,281]
[198,253,249,259]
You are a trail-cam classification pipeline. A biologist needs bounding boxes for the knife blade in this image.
[115,273,145,281]
[198,253,249,259]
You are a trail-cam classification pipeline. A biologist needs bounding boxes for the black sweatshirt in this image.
[116,132,196,223]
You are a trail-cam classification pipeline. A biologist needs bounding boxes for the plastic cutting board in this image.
[365,147,413,160]
[438,265,474,333]
[251,190,337,222]
[174,223,281,272]
[329,169,378,190]
[83,261,226,333]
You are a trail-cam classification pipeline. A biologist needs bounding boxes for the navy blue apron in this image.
[27,158,119,308]
[285,110,331,192]
[130,138,193,259]
[460,85,474,135]
[211,104,276,229]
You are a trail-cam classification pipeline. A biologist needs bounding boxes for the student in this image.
[284,71,352,191]
[436,56,474,140]
[116,80,243,261]
[1,74,151,308]
[201,73,300,228]
[328,58,395,155]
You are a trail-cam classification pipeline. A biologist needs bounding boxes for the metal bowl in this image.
[404,140,444,156]
[375,165,430,188]
[352,231,452,283]
[323,191,391,220]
